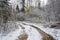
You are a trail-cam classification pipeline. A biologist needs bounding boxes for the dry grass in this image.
[18,33,28,40]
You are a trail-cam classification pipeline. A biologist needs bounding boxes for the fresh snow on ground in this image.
[0,22,60,40]
[22,22,60,40]
[0,26,24,40]
[20,23,42,40]
[0,22,42,40]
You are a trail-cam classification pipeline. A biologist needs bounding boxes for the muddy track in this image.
[17,24,28,40]
[22,23,55,40]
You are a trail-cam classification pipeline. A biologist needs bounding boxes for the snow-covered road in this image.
[0,22,60,40]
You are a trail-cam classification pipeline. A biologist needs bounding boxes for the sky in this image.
[8,0,48,9]
[9,0,48,5]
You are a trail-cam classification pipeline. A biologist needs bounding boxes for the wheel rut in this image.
[22,23,55,40]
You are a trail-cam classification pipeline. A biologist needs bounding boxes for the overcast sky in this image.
[9,0,48,5]
[8,0,48,8]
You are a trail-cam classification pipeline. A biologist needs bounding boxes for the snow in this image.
[21,22,60,40]
[20,23,42,40]
[0,21,60,40]
[0,22,42,40]
[0,26,24,40]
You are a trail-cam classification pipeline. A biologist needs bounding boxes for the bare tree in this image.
[44,0,60,23]
[0,0,12,34]
[21,0,25,12]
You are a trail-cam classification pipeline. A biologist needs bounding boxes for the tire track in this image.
[22,23,54,40]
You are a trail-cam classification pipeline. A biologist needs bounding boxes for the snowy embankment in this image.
[0,21,60,40]
[0,25,24,40]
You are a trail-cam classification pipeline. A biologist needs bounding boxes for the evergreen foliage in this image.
[0,0,11,23]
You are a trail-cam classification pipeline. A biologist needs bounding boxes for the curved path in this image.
[22,23,54,40]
